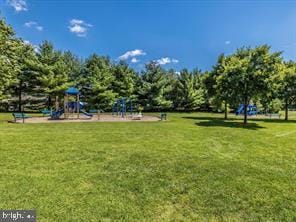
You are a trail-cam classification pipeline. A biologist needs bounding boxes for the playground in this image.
[11,87,161,123]
[17,114,159,123]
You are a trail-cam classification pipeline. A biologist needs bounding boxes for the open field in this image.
[0,112,295,221]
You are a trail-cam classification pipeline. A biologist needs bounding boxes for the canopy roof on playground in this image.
[65,87,80,95]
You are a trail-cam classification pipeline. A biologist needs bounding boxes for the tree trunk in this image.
[55,96,59,111]
[285,98,288,121]
[224,101,227,120]
[243,97,248,124]
[47,95,52,109]
[18,82,22,112]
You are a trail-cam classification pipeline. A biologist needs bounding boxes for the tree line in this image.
[1,18,295,123]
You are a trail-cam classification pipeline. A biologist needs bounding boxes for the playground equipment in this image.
[112,98,133,117]
[64,87,80,119]
[236,104,257,116]
[50,87,93,119]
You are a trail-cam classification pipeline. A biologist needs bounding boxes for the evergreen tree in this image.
[62,50,82,83]
[36,41,72,107]
[165,69,179,110]
[138,62,172,110]
[112,61,136,98]
[79,54,116,110]
[175,69,205,110]
[11,42,40,111]
[0,19,21,100]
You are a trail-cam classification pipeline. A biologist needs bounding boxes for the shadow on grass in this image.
[248,118,296,124]
[183,116,296,124]
[182,116,265,130]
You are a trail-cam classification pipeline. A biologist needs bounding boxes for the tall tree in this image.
[165,69,179,110]
[213,54,239,119]
[112,61,136,98]
[62,50,82,83]
[175,69,205,111]
[36,41,72,107]
[138,62,172,110]
[12,41,40,111]
[279,61,296,120]
[229,45,282,124]
[79,54,116,109]
[0,19,21,100]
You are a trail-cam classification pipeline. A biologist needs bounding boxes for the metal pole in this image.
[117,99,120,116]
[77,94,80,119]
[122,98,126,118]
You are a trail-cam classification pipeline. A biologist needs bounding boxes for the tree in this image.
[230,45,282,124]
[175,69,205,110]
[212,54,239,119]
[0,19,21,101]
[279,61,296,120]
[36,41,72,108]
[165,69,179,110]
[79,54,116,110]
[112,61,136,98]
[202,71,217,112]
[11,41,40,111]
[62,50,82,83]
[138,62,172,110]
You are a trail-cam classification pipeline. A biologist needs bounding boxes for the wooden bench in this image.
[12,113,30,123]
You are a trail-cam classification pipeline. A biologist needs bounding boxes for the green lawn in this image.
[0,112,295,221]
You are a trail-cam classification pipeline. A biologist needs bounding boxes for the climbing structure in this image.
[112,98,133,117]
[236,104,257,116]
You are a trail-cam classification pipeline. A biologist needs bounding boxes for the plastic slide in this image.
[236,104,244,115]
[51,109,64,119]
[81,110,93,117]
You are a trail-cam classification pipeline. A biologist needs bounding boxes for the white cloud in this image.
[225,40,231,45]
[24,21,36,27]
[23,40,31,45]
[118,49,146,60]
[23,40,39,53]
[131,57,140,63]
[155,57,179,65]
[7,0,27,12]
[68,19,93,37]
[36,26,43,31]
[24,21,43,31]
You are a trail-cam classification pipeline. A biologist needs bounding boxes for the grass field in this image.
[0,112,295,221]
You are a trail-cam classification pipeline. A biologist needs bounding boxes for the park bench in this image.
[160,113,167,121]
[12,113,30,123]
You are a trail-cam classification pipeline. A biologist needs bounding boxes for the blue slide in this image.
[51,109,64,119]
[236,105,244,115]
[81,110,93,117]
[67,102,93,117]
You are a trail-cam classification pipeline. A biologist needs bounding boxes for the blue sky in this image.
[2,0,296,71]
